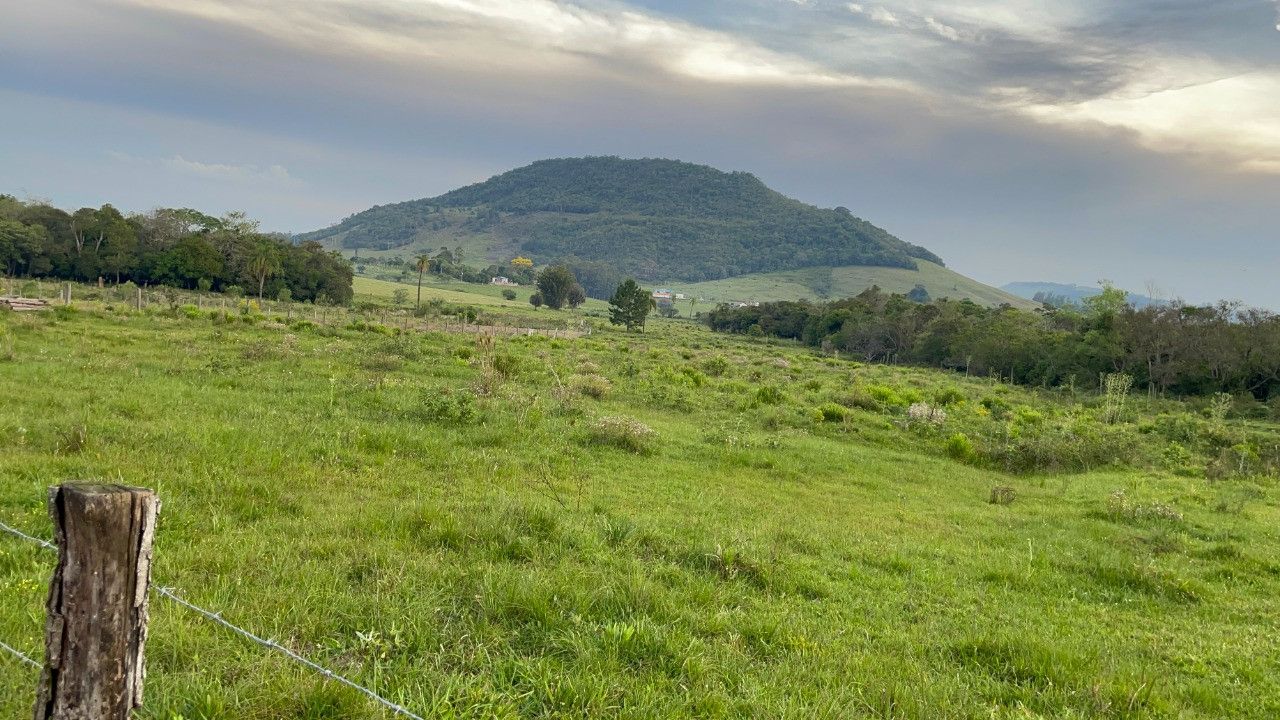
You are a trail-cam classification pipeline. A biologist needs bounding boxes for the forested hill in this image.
[298,157,943,282]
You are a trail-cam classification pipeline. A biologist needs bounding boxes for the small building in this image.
[652,288,674,303]
[674,293,686,300]
[490,276,518,286]
[727,300,760,309]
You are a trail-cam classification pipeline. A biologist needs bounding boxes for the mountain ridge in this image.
[298,156,942,282]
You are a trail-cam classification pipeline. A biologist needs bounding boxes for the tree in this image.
[414,253,431,309]
[392,288,410,306]
[529,292,544,309]
[535,264,579,310]
[907,284,930,303]
[246,241,281,301]
[567,285,586,309]
[608,278,654,332]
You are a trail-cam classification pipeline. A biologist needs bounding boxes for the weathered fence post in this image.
[63,284,71,306]
[135,287,142,311]
[35,484,158,720]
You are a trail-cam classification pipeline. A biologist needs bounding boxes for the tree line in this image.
[705,285,1280,400]
[0,196,353,304]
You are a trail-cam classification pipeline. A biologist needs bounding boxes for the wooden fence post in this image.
[35,484,158,720]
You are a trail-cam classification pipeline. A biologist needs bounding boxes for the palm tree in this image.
[246,242,279,302]
[414,253,432,309]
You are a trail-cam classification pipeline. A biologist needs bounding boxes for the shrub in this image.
[416,389,480,424]
[703,355,730,377]
[979,396,1011,419]
[492,353,523,377]
[837,388,881,412]
[989,486,1016,505]
[680,366,708,387]
[907,402,947,426]
[586,416,657,454]
[575,374,612,400]
[180,304,203,320]
[945,433,977,463]
[1106,490,1183,524]
[756,385,784,405]
[501,288,517,301]
[815,402,850,423]
[865,384,913,409]
[933,387,966,406]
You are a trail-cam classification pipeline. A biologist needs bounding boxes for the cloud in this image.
[2,0,1279,307]
[108,150,297,184]
[120,0,903,90]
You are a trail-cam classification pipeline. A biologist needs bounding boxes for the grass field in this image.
[353,276,609,313]
[662,261,1037,308]
[1,298,1278,718]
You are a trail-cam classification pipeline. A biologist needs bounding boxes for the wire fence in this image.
[0,518,425,719]
[0,639,39,669]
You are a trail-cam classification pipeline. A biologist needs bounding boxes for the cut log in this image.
[0,296,51,312]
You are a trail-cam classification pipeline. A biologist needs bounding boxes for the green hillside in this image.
[663,261,1038,309]
[299,157,943,282]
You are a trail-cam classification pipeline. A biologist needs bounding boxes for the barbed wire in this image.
[0,519,56,550]
[0,518,425,720]
[0,639,40,669]
[154,587,425,720]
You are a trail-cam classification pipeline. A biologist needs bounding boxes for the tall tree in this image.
[608,279,654,332]
[535,264,580,310]
[414,253,432,309]
[246,241,281,301]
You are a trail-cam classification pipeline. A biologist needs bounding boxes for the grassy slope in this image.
[664,261,1038,309]
[1,304,1278,718]
[352,276,610,312]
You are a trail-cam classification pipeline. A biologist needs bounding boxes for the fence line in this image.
[0,519,425,720]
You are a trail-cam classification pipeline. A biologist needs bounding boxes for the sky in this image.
[1,0,1277,307]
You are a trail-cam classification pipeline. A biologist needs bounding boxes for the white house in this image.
[490,276,518,286]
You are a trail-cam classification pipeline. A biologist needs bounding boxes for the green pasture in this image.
[0,300,1276,718]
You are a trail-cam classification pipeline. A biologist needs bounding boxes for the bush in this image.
[703,355,730,377]
[180,304,203,320]
[501,288,517,301]
[492,353,523,377]
[1106,490,1183,524]
[945,433,977,463]
[989,486,1016,505]
[815,402,850,423]
[586,416,657,454]
[416,389,481,424]
[933,387,966,406]
[575,374,612,399]
[680,366,708,387]
[756,385,784,405]
[837,388,881,412]
[865,384,914,409]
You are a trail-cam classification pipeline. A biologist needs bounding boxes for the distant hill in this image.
[299,157,941,280]
[300,156,1033,306]
[1002,281,1162,309]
